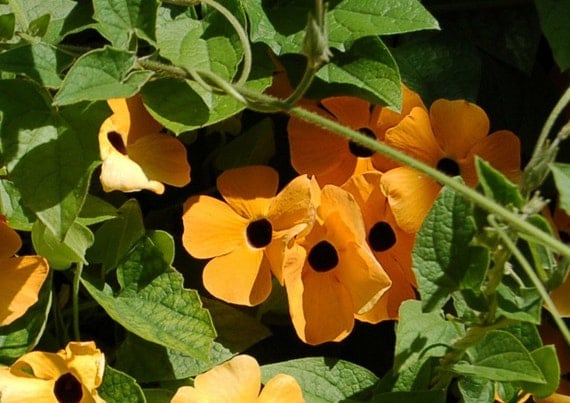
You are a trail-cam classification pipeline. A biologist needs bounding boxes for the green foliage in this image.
[535,0,570,71]
[99,365,146,403]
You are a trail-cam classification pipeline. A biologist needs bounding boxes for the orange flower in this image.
[381,99,521,233]
[171,354,304,403]
[0,341,105,402]
[287,85,425,186]
[342,172,417,322]
[0,216,49,326]
[280,184,391,345]
[98,94,191,194]
[182,166,315,306]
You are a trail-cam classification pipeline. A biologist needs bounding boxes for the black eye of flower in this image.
[308,240,339,272]
[107,131,127,155]
[436,157,460,177]
[54,372,83,403]
[246,218,273,248]
[368,221,396,252]
[348,128,377,158]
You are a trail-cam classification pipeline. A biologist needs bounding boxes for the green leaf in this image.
[28,13,50,37]
[0,12,14,39]
[32,220,94,270]
[243,0,438,55]
[394,300,461,373]
[81,235,216,361]
[371,390,446,403]
[476,158,524,209]
[0,43,73,88]
[451,330,546,384]
[147,230,175,266]
[536,0,570,71]
[77,195,118,226]
[457,376,494,403]
[314,36,401,108]
[519,345,560,398]
[375,359,436,393]
[215,118,275,170]
[98,365,146,403]
[0,274,52,365]
[140,78,209,134]
[550,162,570,216]
[261,357,378,403]
[495,282,542,324]
[412,185,490,311]
[93,0,158,48]
[0,81,103,239]
[503,321,543,352]
[144,389,174,403]
[0,179,35,231]
[392,33,481,106]
[156,3,242,80]
[114,331,232,383]
[53,47,153,106]
[87,199,146,272]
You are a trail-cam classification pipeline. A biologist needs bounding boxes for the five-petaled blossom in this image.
[0,341,105,403]
[98,94,191,194]
[171,354,304,403]
[381,99,521,233]
[342,172,417,322]
[287,84,425,186]
[0,216,49,326]
[182,166,315,306]
[280,184,392,345]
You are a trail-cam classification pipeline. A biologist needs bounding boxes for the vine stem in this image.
[489,215,570,345]
[72,262,83,341]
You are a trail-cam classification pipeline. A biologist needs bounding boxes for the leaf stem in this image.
[489,215,570,345]
[72,262,83,341]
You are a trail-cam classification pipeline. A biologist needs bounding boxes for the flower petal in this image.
[182,195,248,259]
[462,130,521,187]
[0,219,22,259]
[268,174,315,233]
[320,97,372,129]
[107,95,163,144]
[0,367,56,402]
[127,133,191,188]
[356,274,416,322]
[320,185,367,245]
[385,107,443,166]
[217,166,278,219]
[381,167,441,233]
[202,245,272,306]
[192,355,261,403]
[99,150,165,194]
[62,342,105,392]
[259,374,304,403]
[430,99,490,159]
[171,386,209,403]
[376,84,427,135]
[0,256,49,326]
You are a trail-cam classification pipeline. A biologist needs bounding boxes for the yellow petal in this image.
[259,374,305,403]
[202,245,272,306]
[61,342,105,392]
[182,195,248,259]
[126,133,191,188]
[99,149,165,194]
[268,175,315,234]
[0,256,49,326]
[356,275,416,322]
[319,185,367,245]
[192,355,261,403]
[171,386,209,403]
[0,219,22,259]
[385,107,444,166]
[381,167,441,233]
[0,366,56,403]
[217,166,278,219]
[107,95,162,144]
[98,116,128,161]
[430,99,490,160]
[376,84,427,135]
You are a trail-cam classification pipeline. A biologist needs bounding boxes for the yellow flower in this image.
[287,85,425,186]
[381,99,521,233]
[342,172,417,322]
[171,354,304,403]
[0,341,105,403]
[98,95,191,194]
[182,166,315,306]
[0,216,49,326]
[281,184,392,345]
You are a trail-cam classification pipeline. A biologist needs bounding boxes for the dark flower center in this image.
[368,221,396,252]
[246,218,273,248]
[436,157,460,176]
[107,131,127,155]
[54,373,83,403]
[348,128,376,158]
[308,240,339,272]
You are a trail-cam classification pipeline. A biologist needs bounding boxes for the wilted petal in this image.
[259,374,305,403]
[202,245,272,306]
[217,166,278,219]
[182,195,248,259]
[0,256,49,326]
[99,149,165,194]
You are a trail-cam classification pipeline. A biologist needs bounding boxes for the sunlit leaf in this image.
[98,365,146,403]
